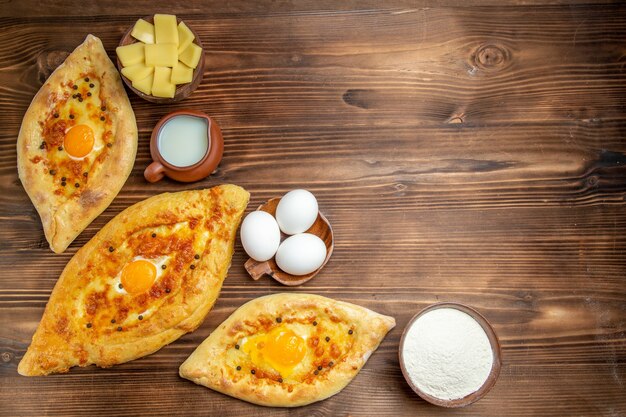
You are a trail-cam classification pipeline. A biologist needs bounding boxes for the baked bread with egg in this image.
[179,293,395,407]
[18,185,249,376]
[17,34,137,253]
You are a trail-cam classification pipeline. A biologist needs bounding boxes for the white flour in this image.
[402,308,493,400]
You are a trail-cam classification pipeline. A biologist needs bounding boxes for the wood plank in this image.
[1,6,625,129]
[0,2,619,18]
[0,2,624,417]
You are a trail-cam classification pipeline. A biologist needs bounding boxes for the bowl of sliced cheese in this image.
[116,14,204,103]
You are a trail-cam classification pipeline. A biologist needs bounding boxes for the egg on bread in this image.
[18,185,249,376]
[179,293,395,407]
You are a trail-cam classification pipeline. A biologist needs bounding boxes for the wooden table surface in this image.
[1,1,625,416]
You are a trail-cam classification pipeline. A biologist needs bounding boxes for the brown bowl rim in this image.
[398,302,502,408]
[116,15,205,103]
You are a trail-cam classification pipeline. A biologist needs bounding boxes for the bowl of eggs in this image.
[116,14,204,103]
[241,190,334,286]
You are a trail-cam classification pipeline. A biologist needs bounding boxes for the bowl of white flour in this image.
[399,302,501,407]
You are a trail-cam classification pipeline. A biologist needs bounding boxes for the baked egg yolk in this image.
[120,259,157,294]
[243,326,306,377]
[64,124,95,158]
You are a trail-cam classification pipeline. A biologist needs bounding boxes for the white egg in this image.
[240,211,281,262]
[275,189,319,235]
[275,233,326,276]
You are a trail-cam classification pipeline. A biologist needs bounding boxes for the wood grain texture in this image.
[1,2,625,416]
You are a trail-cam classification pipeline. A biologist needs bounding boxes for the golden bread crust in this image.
[179,293,395,407]
[17,34,137,253]
[18,185,249,376]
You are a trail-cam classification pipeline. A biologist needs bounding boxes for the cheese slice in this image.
[154,14,179,45]
[152,67,176,98]
[121,63,154,83]
[116,43,144,67]
[171,61,193,85]
[145,43,178,67]
[132,72,154,95]
[179,43,202,69]
[177,22,195,54]
[131,19,155,44]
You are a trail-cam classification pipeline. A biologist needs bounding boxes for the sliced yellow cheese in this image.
[179,43,202,69]
[154,14,179,45]
[121,63,154,83]
[116,43,144,67]
[131,19,155,44]
[171,61,193,85]
[132,72,154,95]
[152,67,176,98]
[145,43,178,67]
[177,21,195,54]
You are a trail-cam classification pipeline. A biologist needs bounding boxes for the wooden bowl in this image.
[398,302,502,408]
[244,198,334,286]
[116,16,205,103]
